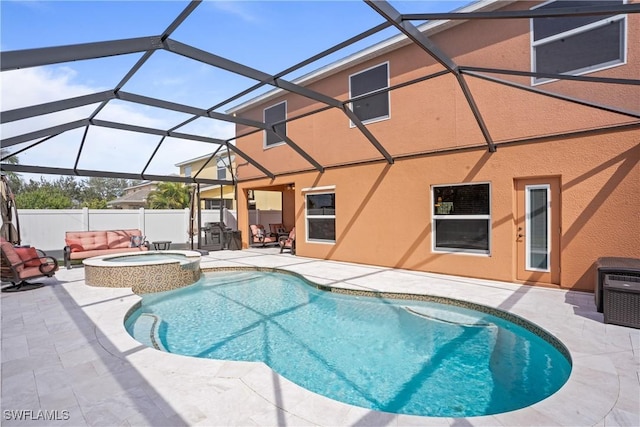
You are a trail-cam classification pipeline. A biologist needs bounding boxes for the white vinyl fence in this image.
[14,207,282,257]
[15,208,237,256]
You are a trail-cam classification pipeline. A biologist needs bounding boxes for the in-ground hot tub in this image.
[83,251,201,294]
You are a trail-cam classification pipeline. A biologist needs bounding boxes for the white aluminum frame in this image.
[431,182,492,256]
[524,184,552,272]
[263,100,287,149]
[530,0,628,85]
[348,61,391,127]
[304,190,336,245]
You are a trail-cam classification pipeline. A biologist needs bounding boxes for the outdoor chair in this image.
[0,238,58,292]
[279,227,296,255]
[249,224,279,247]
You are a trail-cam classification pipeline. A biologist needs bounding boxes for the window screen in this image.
[533,0,622,41]
[264,102,286,147]
[216,158,227,180]
[433,183,490,253]
[532,0,625,82]
[535,21,623,75]
[306,193,336,242]
[350,63,389,123]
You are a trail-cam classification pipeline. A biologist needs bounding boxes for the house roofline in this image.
[226,0,512,114]
[174,148,230,167]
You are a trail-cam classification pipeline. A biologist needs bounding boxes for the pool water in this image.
[106,253,189,264]
[125,270,571,417]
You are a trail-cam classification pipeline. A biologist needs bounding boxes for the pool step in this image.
[131,313,168,351]
[404,306,495,328]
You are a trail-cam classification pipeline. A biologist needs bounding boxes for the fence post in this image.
[139,208,146,235]
[184,208,191,245]
[82,207,89,231]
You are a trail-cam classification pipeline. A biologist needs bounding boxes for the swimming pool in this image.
[125,269,571,417]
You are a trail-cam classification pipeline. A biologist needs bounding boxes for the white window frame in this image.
[525,184,552,272]
[431,182,491,256]
[304,190,336,244]
[348,61,390,127]
[216,158,227,180]
[263,101,287,149]
[530,0,627,85]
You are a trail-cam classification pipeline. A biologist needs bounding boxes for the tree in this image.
[147,182,191,209]
[83,177,136,201]
[2,168,143,209]
[0,148,23,192]
[15,187,72,209]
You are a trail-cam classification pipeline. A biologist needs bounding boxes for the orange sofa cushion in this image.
[107,229,142,249]
[65,231,109,252]
[69,246,148,260]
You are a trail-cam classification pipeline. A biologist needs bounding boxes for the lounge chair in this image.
[249,224,279,247]
[0,238,59,291]
[279,227,296,255]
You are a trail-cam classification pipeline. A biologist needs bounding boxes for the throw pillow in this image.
[66,239,84,253]
[130,235,145,248]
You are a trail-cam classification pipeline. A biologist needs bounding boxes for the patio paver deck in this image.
[2,248,639,426]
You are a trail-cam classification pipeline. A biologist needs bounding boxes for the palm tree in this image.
[0,148,22,192]
[147,182,191,209]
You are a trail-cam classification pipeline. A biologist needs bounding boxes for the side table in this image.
[152,241,172,250]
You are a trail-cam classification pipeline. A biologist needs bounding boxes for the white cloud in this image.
[208,1,260,23]
[1,66,100,110]
[1,65,234,181]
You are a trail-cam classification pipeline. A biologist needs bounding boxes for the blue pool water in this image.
[106,253,189,264]
[125,270,571,417]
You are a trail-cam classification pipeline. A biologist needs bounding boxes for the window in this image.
[531,0,626,84]
[204,198,233,210]
[216,158,227,180]
[306,192,335,243]
[349,62,389,124]
[183,165,192,178]
[432,183,490,254]
[264,101,287,148]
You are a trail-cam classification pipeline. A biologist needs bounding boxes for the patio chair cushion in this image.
[1,239,24,271]
[14,247,43,267]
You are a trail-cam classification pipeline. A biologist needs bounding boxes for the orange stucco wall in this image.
[234,1,640,291]
[238,131,638,291]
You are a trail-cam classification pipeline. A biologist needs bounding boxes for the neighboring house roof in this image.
[175,148,231,167]
[107,186,154,207]
[122,180,154,191]
[107,182,157,207]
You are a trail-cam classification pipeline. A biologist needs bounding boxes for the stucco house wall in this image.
[232,0,640,291]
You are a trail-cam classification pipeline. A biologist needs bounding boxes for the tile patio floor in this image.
[1,248,638,426]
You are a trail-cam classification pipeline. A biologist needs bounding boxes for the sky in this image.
[1,0,472,182]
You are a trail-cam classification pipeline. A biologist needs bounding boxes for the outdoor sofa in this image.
[63,229,149,269]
